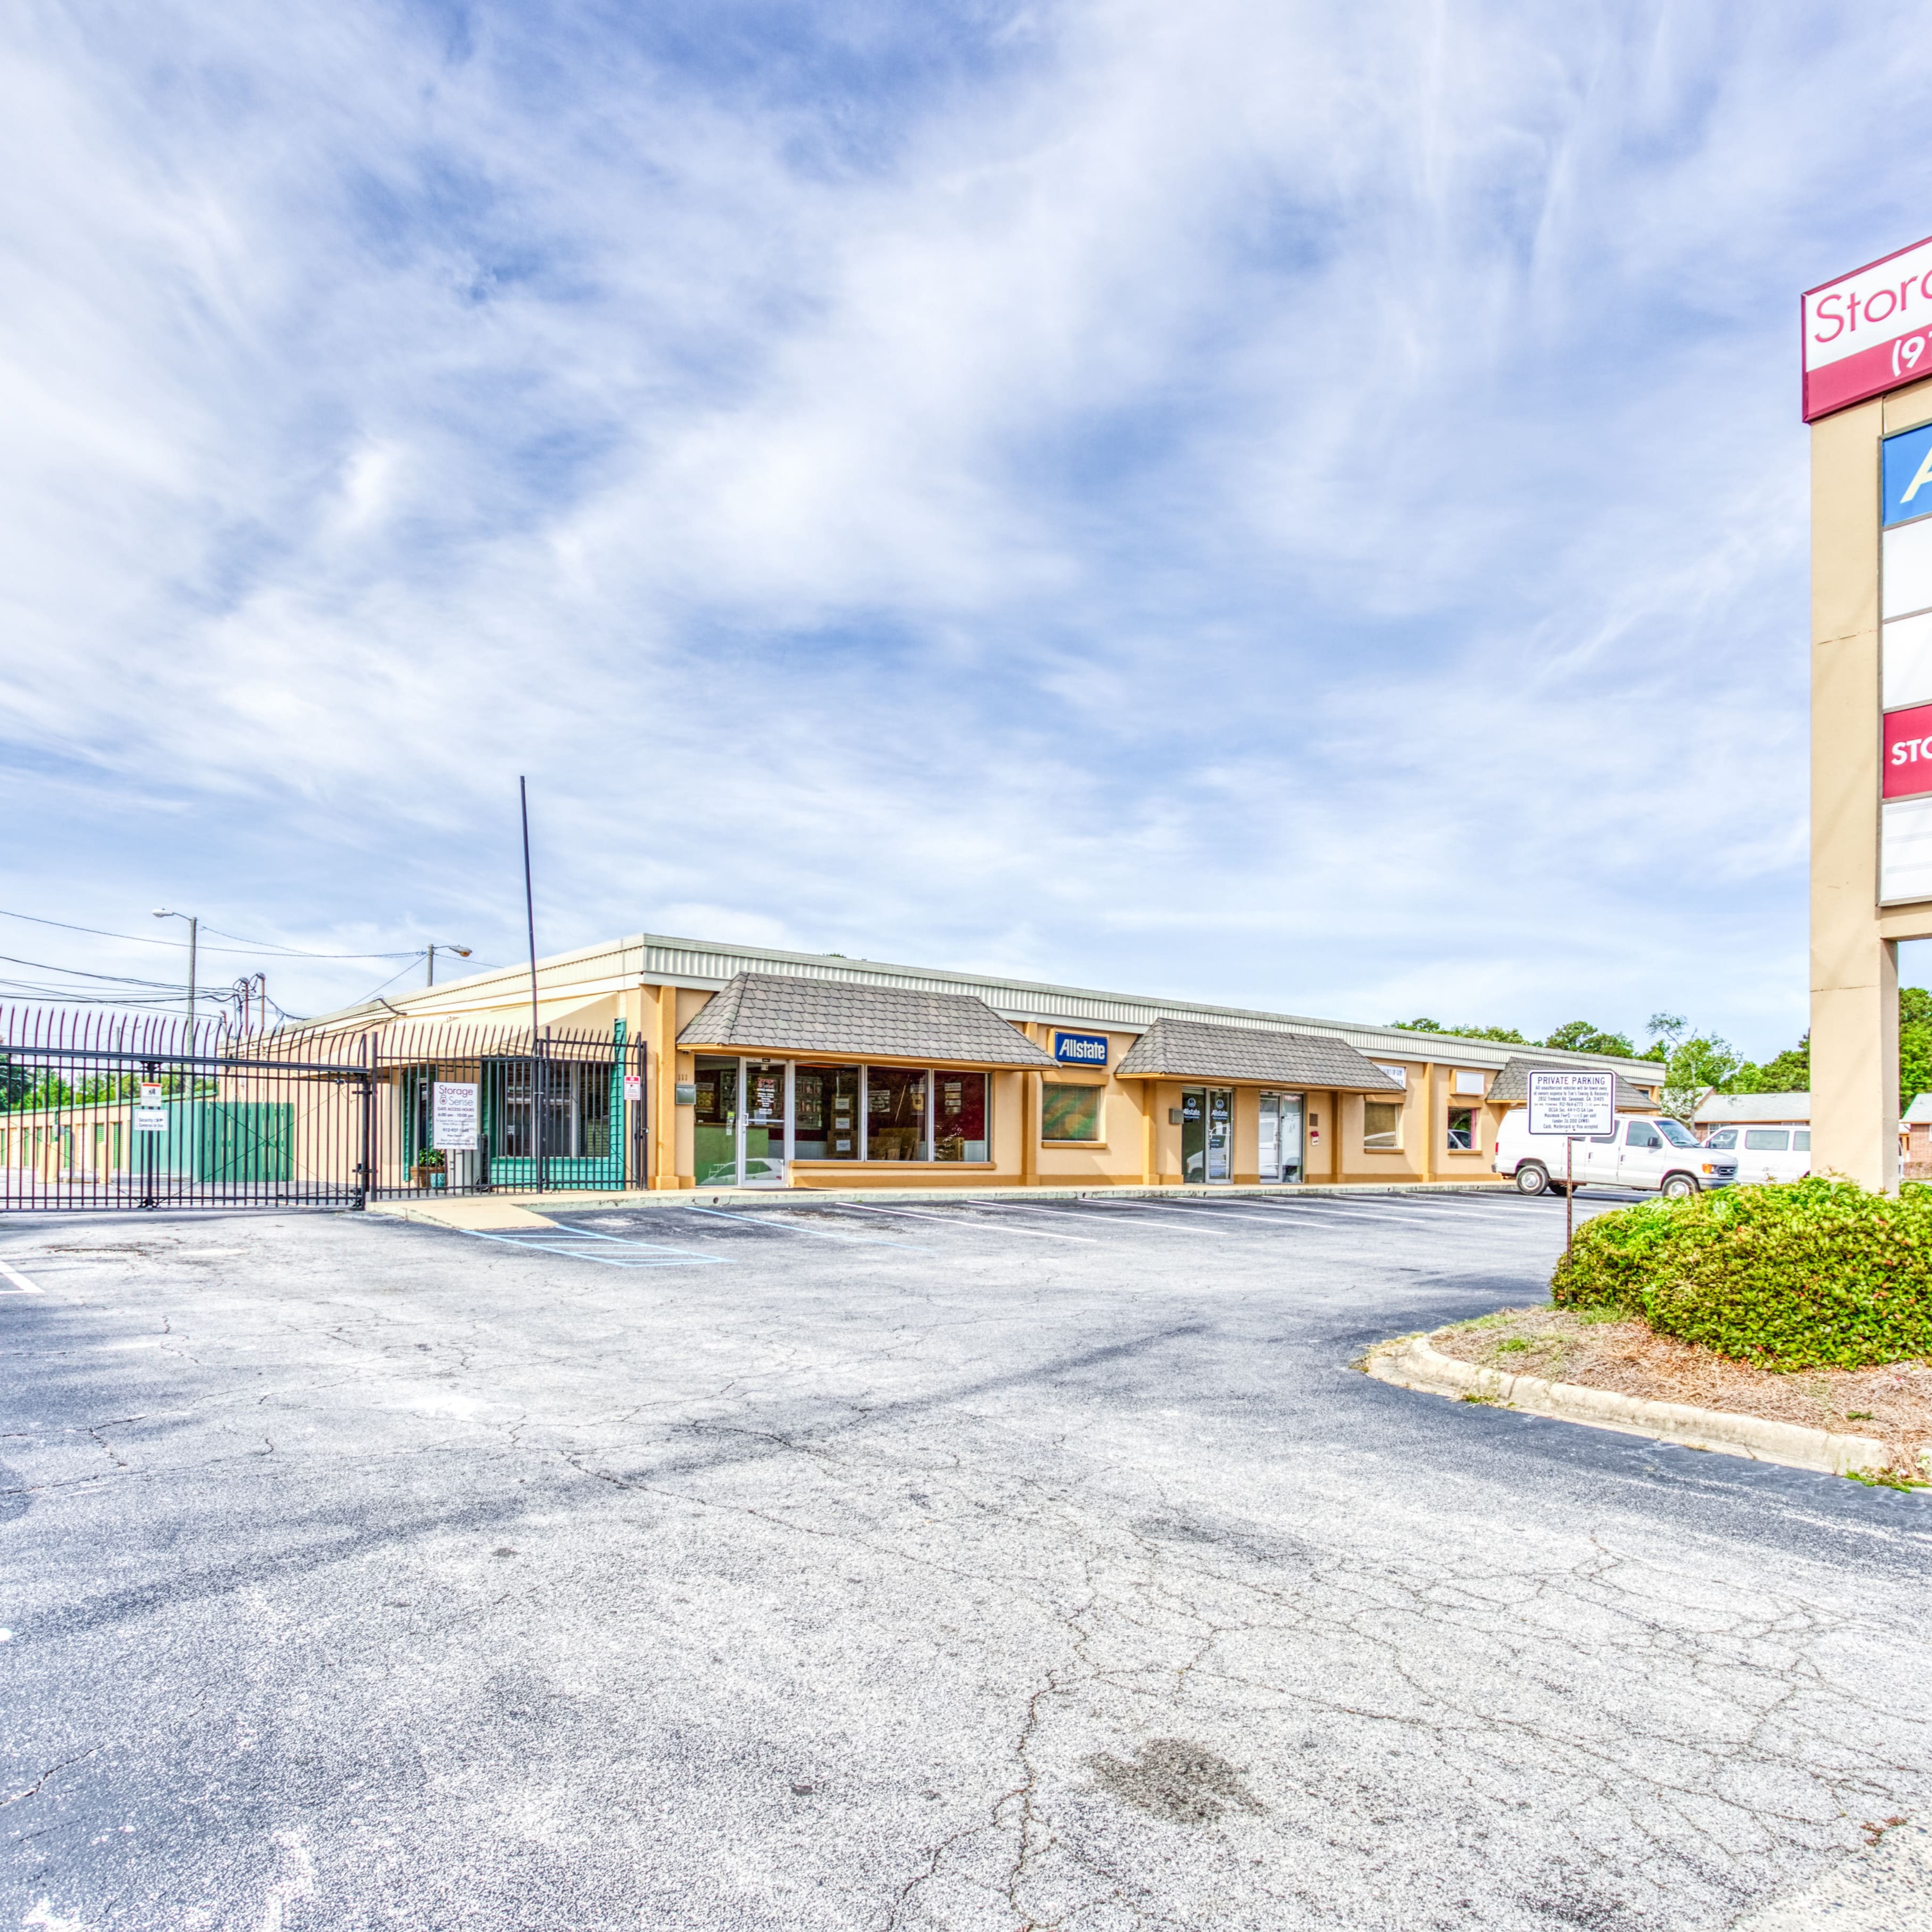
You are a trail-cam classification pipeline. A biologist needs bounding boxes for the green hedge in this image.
[1549,1177,1932,1369]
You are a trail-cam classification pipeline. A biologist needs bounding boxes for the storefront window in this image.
[1446,1107,1475,1152]
[495,1059,615,1159]
[868,1066,928,1160]
[1363,1101,1402,1151]
[934,1073,986,1161]
[794,1065,860,1159]
[1042,1084,1103,1142]
[694,1055,739,1185]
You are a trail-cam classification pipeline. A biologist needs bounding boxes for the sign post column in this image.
[1527,1071,1617,1256]
[1803,236,1932,1191]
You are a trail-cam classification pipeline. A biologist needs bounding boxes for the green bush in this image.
[1549,1177,1932,1370]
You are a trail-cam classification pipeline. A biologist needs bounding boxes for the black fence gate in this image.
[0,1008,649,1212]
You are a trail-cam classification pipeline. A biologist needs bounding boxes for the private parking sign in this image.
[1527,1070,1616,1138]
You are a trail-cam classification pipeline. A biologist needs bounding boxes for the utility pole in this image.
[520,779,543,1193]
[153,909,198,1039]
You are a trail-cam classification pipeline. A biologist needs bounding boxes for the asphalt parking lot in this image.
[4,1187,1930,1931]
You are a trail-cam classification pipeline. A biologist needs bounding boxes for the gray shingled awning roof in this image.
[677,973,1055,1066]
[1484,1056,1656,1109]
[1113,1017,1403,1091]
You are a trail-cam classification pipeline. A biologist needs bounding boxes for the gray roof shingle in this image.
[1112,1017,1403,1090]
[677,973,1055,1066]
[1484,1056,1656,1109]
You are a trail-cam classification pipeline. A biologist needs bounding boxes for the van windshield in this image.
[1655,1118,1699,1147]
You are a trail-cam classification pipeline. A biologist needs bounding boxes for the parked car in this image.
[1493,1110,1738,1197]
[1700,1123,1811,1184]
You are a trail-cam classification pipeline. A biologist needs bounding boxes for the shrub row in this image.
[1549,1176,1932,1370]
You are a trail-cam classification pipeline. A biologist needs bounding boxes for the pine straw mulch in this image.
[1429,1306,1932,1483]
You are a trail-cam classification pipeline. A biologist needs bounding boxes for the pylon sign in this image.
[1804,234,1932,423]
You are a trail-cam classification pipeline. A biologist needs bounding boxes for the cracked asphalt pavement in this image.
[3,1188,1930,1930]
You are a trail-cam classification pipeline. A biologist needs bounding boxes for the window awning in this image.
[1113,1017,1402,1091]
[677,973,1055,1068]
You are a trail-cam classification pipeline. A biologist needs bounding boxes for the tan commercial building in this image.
[1805,232,1932,1187]
[327,931,1661,1193]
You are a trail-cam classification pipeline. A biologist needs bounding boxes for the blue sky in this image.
[3,0,1928,1048]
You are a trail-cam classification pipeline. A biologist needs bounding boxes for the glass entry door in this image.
[695,1056,791,1187]
[1181,1089,1207,1182]
[1258,1092,1304,1183]
[742,1060,788,1186]
[1181,1088,1234,1183]
[1206,1089,1232,1182]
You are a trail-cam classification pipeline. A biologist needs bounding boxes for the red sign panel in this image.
[1883,702,1932,798]
[1803,233,1932,422]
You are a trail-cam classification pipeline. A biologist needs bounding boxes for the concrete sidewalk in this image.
[374,1176,1520,1219]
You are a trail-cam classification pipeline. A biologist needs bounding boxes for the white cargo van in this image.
[1494,1110,1738,1197]
[1701,1123,1810,1184]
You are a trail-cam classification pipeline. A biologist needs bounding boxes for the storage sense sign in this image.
[1804,234,1932,422]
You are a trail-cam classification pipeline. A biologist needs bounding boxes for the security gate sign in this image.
[432,1081,479,1151]
[134,1083,168,1133]
[1526,1070,1616,1138]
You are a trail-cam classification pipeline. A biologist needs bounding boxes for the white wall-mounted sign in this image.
[1371,1063,1408,1089]
[1452,1069,1488,1096]
[1527,1070,1616,1138]
[432,1081,478,1151]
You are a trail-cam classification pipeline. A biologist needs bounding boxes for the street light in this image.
[426,944,472,987]
[153,908,197,1035]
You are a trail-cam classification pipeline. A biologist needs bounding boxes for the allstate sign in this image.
[1053,1030,1109,1068]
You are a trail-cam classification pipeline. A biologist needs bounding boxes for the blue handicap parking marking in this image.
[461,1225,730,1269]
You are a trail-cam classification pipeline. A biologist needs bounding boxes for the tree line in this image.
[1391,1011,1814,1119]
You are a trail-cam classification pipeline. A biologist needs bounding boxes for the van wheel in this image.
[1515,1164,1549,1195]
[1660,1174,1698,1199]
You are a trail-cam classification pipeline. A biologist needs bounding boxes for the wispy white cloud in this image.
[0,0,1922,1044]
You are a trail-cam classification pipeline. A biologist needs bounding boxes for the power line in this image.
[0,908,430,960]
[197,923,427,959]
[345,958,435,1007]
[0,952,190,990]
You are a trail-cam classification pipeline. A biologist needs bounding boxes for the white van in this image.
[1493,1110,1738,1197]
[1700,1124,1810,1184]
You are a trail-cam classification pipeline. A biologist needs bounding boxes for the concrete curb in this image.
[416,1179,1518,1213]
[367,1199,558,1232]
[1362,1332,1889,1478]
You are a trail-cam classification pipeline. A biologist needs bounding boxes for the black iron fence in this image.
[0,1007,649,1212]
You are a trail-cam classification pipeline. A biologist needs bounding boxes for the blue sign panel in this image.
[1053,1030,1109,1068]
[1884,422,1932,527]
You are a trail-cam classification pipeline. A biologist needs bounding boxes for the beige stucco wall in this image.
[341,965,1643,1191]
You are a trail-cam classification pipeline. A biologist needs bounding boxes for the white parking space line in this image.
[1079,1203,1341,1232]
[1069,1200,1546,1240]
[1227,1201,1559,1232]
[838,1203,1105,1243]
[464,1227,729,1269]
[965,1203,1223,1236]
[942,1200,1525,1244]
[0,1258,45,1294]
[683,1207,930,1250]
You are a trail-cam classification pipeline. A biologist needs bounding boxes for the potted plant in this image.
[414,1148,446,1189]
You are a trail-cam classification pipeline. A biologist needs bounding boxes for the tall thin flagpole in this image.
[520,777,544,1192]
